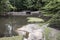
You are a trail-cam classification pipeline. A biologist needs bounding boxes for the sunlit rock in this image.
[16,24,44,40]
[16,24,40,33]
[28,29,43,40]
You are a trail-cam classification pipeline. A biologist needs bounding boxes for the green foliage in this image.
[9,0,26,11]
[42,1,60,11]
[0,0,60,12]
[9,0,42,11]
[48,12,60,29]
[39,0,60,29]
[0,0,14,12]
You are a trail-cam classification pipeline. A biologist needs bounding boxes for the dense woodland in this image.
[0,0,60,29]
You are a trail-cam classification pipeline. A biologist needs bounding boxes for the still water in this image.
[0,16,30,37]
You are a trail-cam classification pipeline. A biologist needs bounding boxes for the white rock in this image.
[28,29,43,40]
[16,24,43,40]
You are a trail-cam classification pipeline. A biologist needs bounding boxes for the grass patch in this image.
[44,27,51,40]
[0,36,23,40]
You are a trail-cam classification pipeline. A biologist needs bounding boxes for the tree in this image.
[9,0,42,11]
[0,0,14,12]
[40,0,60,29]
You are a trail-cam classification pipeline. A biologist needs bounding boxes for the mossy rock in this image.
[27,17,44,23]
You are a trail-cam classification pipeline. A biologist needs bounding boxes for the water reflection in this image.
[0,16,28,37]
[5,24,13,37]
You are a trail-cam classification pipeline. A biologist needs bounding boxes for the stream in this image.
[0,16,60,40]
[0,16,28,37]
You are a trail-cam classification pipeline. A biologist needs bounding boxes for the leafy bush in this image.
[48,13,60,30]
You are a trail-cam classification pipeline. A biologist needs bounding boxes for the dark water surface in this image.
[0,16,30,37]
